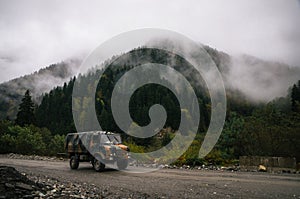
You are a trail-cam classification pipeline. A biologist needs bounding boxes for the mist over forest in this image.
[0,44,299,165]
[0,44,299,120]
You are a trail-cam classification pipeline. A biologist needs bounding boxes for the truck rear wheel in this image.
[70,155,79,169]
[93,159,105,172]
[117,159,128,170]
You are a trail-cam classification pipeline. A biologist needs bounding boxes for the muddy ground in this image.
[0,156,299,199]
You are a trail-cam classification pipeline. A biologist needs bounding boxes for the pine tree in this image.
[16,90,35,126]
[291,83,300,112]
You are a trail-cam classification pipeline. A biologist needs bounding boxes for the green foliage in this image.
[48,135,65,156]
[15,90,35,126]
[239,105,300,160]
[161,131,173,146]
[291,80,300,112]
[124,141,145,153]
[204,149,224,165]
[0,121,65,156]
[35,78,76,135]
[0,134,16,153]
[217,112,244,159]
[0,120,14,136]
[11,126,46,155]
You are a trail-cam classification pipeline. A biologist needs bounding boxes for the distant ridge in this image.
[0,59,81,119]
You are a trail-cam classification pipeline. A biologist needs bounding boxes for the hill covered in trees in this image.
[1,44,299,121]
[0,59,80,120]
[0,45,299,165]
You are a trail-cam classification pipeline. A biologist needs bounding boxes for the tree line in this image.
[0,48,299,165]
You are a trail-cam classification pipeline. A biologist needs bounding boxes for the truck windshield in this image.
[100,135,110,143]
[108,135,121,144]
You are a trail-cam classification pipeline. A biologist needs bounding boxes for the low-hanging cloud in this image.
[0,0,300,84]
[226,55,300,102]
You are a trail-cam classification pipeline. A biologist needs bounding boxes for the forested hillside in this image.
[0,46,299,165]
[0,59,80,119]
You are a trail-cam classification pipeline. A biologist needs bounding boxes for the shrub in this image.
[10,126,46,155]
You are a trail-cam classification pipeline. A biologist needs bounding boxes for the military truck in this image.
[65,131,130,171]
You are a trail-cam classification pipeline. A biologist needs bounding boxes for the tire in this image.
[93,159,105,172]
[117,159,128,170]
[70,155,79,169]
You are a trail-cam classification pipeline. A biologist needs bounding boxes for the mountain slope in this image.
[0,44,300,120]
[0,59,80,119]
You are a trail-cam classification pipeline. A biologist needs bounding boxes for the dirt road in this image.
[0,157,299,198]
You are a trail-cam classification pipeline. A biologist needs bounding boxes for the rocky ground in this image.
[0,166,44,199]
[0,165,151,199]
[0,165,105,199]
[6,153,67,162]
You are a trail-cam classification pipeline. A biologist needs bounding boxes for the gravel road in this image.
[0,156,299,199]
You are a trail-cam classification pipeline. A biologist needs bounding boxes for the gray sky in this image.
[0,0,300,83]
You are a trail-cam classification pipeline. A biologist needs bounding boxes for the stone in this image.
[5,183,15,189]
[258,165,267,172]
[50,189,57,193]
[16,182,33,191]
[23,195,33,198]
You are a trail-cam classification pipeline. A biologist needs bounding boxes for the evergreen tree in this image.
[16,90,35,126]
[291,83,300,112]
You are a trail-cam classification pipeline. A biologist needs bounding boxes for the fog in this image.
[0,59,80,102]
[0,0,300,84]
[227,55,300,102]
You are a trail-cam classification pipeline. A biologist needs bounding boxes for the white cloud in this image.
[0,0,300,83]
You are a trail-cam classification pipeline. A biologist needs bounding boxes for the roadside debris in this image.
[0,166,103,198]
[0,165,152,199]
[258,165,267,172]
[6,153,66,161]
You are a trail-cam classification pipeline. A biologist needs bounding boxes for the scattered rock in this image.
[0,165,152,199]
[0,166,42,198]
[258,165,267,172]
[0,166,100,198]
[5,183,14,188]
[15,182,33,191]
[6,153,66,162]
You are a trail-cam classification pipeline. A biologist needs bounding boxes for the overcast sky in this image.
[0,0,300,83]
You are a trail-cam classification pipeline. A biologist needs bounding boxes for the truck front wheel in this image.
[93,159,105,172]
[70,155,79,169]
